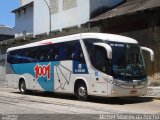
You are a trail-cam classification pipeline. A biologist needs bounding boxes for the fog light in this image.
[111,90,116,93]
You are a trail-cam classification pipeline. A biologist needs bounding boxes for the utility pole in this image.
[43,0,51,35]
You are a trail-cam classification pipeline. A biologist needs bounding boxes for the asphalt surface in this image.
[0,80,160,120]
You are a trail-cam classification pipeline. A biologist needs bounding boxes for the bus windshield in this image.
[109,43,147,80]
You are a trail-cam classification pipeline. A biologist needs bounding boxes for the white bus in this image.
[6,33,154,101]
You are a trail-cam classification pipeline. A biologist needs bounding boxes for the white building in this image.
[12,2,33,38]
[13,0,124,36]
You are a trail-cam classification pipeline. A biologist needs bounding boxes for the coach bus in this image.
[6,33,154,101]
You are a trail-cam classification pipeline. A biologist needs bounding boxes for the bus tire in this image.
[76,83,88,101]
[19,80,27,94]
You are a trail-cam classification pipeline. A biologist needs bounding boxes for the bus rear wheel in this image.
[19,80,27,94]
[77,84,88,101]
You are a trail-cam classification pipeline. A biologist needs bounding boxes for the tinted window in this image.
[83,39,104,66]
[94,46,109,73]
[7,40,85,64]
[83,39,104,58]
[83,39,110,73]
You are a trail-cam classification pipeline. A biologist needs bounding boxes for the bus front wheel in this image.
[77,84,88,101]
[19,80,27,94]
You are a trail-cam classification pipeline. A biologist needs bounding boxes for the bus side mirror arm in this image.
[141,47,154,62]
[93,43,112,59]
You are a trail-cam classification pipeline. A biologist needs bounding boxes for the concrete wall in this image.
[34,0,124,35]
[34,0,90,35]
[18,0,124,36]
[15,5,33,35]
[20,0,33,6]
[63,0,77,10]
[0,61,5,84]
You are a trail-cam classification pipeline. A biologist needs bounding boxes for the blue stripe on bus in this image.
[11,61,60,92]
[11,60,89,92]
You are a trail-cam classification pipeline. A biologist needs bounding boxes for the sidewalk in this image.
[147,86,160,100]
[0,80,7,87]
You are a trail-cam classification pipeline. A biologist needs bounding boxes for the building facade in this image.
[90,0,160,75]
[0,25,15,41]
[0,25,15,82]
[0,0,123,82]
[12,2,33,38]
[13,0,124,36]
[1,0,159,81]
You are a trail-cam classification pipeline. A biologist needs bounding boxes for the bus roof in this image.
[7,33,138,52]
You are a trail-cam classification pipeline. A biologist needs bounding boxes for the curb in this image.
[154,97,160,100]
[147,96,160,100]
[147,87,160,100]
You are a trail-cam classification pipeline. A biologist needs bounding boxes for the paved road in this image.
[0,87,160,120]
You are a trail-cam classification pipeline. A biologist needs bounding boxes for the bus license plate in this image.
[130,90,137,94]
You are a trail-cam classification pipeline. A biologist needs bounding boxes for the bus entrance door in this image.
[91,71,108,96]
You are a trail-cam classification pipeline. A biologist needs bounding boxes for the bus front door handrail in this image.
[141,47,154,62]
[93,43,112,59]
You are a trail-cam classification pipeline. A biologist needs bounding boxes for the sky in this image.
[0,0,20,27]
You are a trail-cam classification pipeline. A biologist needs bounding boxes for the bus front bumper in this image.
[107,84,148,97]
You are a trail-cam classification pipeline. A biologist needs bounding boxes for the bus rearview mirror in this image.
[141,47,154,62]
[93,43,112,59]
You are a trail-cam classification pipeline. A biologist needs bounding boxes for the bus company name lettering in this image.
[75,64,86,73]
[34,63,51,80]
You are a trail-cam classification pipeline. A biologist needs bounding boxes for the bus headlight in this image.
[113,79,122,86]
[107,78,122,86]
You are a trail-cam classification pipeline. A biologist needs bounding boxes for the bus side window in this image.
[7,52,14,64]
[59,47,66,60]
[71,48,79,60]
[71,41,85,63]
[83,38,105,66]
[48,48,55,61]
[94,46,109,73]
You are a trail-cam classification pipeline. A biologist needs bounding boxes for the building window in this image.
[16,11,21,17]
[50,0,59,14]
[63,0,77,10]
[21,8,26,14]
